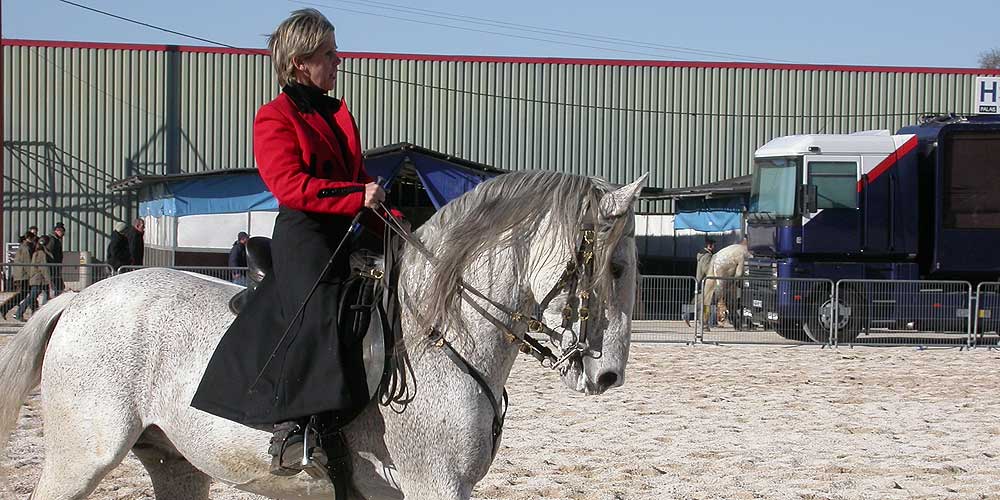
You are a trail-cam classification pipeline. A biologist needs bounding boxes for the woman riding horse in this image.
[191,8,386,478]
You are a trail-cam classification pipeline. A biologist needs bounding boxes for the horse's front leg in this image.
[380,371,498,500]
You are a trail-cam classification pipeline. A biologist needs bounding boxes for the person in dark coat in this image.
[45,222,66,296]
[191,8,386,477]
[123,218,145,266]
[228,232,250,285]
[106,222,131,271]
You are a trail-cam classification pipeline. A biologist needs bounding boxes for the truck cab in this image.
[747,131,919,269]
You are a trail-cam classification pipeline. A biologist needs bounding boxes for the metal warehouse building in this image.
[3,38,998,259]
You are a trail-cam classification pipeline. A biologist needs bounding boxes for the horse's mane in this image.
[405,170,632,336]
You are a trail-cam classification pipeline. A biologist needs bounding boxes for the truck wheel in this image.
[802,291,835,343]
[826,288,868,343]
[803,289,867,344]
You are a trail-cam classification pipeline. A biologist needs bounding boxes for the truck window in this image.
[943,133,1000,230]
[750,157,798,217]
[807,161,857,209]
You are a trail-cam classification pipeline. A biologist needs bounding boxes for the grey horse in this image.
[0,170,646,499]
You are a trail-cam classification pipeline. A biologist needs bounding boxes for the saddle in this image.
[228,235,399,402]
[228,237,273,314]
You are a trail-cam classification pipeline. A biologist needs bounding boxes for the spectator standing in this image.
[696,238,719,329]
[15,235,52,321]
[686,237,717,328]
[696,238,716,284]
[106,222,131,271]
[27,225,38,237]
[1,233,35,320]
[124,218,145,266]
[228,232,250,286]
[46,222,66,296]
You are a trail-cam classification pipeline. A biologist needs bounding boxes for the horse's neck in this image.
[453,246,526,389]
[397,240,522,394]
[451,229,572,392]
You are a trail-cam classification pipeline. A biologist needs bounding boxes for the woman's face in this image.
[295,33,341,92]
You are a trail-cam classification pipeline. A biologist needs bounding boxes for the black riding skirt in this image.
[191,206,370,426]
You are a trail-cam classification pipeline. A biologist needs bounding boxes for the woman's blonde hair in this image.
[268,8,335,87]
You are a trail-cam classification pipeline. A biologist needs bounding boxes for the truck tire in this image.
[775,287,865,344]
[802,290,835,344]
[805,288,865,344]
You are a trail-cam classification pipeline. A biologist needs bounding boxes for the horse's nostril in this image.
[597,371,619,388]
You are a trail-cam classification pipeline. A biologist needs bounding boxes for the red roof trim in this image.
[5,38,1000,75]
[3,38,269,55]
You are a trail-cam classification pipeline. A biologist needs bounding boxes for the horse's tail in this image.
[0,292,76,453]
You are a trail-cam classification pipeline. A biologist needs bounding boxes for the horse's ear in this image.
[600,173,648,219]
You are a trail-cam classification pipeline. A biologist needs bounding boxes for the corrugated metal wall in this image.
[2,41,993,257]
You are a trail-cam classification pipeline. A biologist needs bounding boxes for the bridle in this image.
[373,202,610,457]
[376,203,604,369]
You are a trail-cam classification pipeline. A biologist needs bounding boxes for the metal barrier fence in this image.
[0,263,115,321]
[973,282,1000,348]
[699,277,834,345]
[116,266,249,284]
[834,280,972,347]
[0,265,989,350]
[1,263,115,292]
[633,275,698,343]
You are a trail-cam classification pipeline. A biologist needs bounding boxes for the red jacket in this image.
[253,92,372,215]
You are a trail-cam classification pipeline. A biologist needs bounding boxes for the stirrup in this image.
[268,420,330,479]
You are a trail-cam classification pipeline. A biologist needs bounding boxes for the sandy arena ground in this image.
[2,336,999,499]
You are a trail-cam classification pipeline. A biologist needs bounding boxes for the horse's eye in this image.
[610,263,625,279]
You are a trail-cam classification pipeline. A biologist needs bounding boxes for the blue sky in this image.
[5,0,999,68]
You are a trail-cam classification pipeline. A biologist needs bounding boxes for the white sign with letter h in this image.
[976,77,1000,114]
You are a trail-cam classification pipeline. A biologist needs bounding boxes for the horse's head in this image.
[529,174,647,395]
[411,171,646,395]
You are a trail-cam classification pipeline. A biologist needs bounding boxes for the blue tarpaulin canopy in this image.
[111,143,507,217]
[638,175,750,233]
[137,175,276,217]
[673,196,746,232]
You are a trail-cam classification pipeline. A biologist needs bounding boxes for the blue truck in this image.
[743,114,1000,341]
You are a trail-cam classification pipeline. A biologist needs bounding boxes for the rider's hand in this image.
[363,182,386,209]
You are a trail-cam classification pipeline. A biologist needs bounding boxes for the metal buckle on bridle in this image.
[551,341,589,372]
